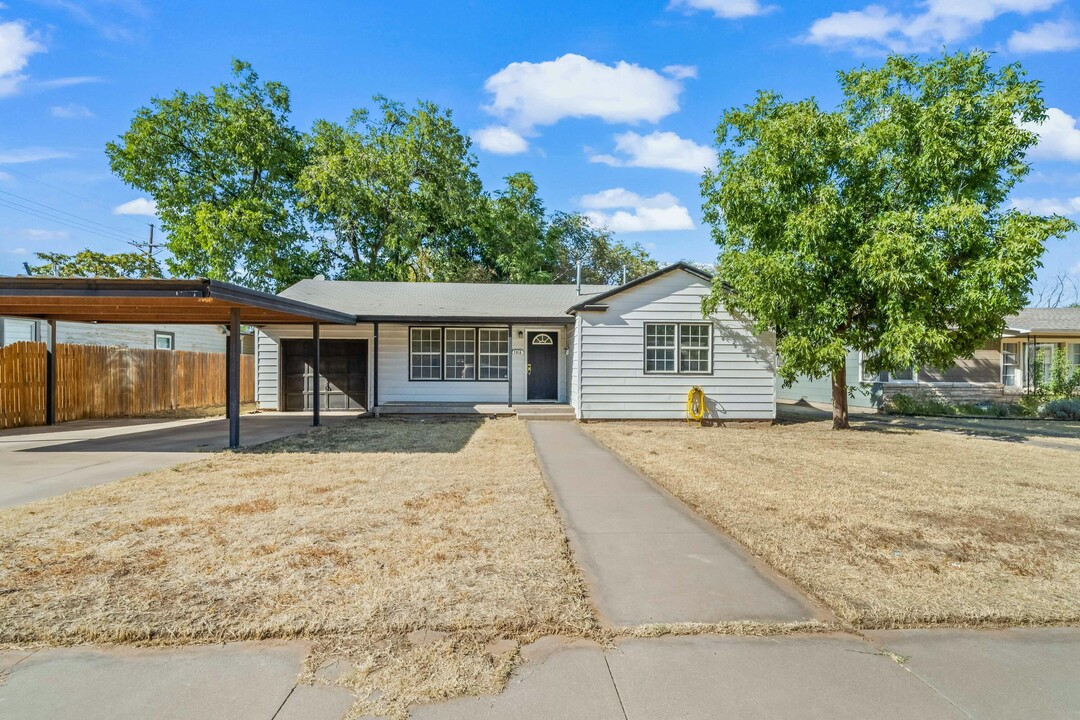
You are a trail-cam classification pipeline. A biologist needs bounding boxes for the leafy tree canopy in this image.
[299,97,486,281]
[701,51,1075,428]
[106,60,318,292]
[102,61,657,291]
[26,250,162,279]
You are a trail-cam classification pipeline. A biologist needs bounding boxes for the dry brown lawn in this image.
[584,419,1080,629]
[0,417,594,717]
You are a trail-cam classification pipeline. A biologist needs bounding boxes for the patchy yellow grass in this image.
[584,420,1080,629]
[0,417,594,717]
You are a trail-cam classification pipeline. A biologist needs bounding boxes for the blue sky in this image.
[1,0,1078,297]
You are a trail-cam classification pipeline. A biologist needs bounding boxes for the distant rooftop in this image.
[279,279,613,322]
[1004,307,1080,334]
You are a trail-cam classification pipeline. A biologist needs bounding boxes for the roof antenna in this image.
[576,260,582,296]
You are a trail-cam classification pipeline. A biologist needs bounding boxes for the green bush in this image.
[885,391,957,416]
[885,391,1030,418]
[1038,398,1080,420]
[1032,347,1080,401]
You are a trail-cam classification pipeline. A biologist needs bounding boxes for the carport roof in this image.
[0,277,357,325]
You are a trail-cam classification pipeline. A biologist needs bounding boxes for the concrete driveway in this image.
[0,412,353,509]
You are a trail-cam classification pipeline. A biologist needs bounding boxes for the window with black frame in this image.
[478,328,509,380]
[644,322,711,374]
[410,327,442,380]
[444,328,476,380]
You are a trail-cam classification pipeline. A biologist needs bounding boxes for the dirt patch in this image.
[584,419,1080,629]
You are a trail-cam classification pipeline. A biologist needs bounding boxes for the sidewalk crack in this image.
[269,684,297,720]
[603,652,630,720]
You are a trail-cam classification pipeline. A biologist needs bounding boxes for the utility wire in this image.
[0,165,152,232]
[0,197,146,248]
[0,188,145,242]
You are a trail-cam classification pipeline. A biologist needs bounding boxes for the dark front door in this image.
[527,332,558,401]
[283,339,368,411]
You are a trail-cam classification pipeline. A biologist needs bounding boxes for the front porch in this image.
[373,402,576,421]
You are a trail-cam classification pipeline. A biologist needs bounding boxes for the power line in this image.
[0,165,152,232]
[0,188,145,242]
[0,197,146,248]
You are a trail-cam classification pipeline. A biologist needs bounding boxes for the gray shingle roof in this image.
[1004,307,1080,334]
[279,279,614,320]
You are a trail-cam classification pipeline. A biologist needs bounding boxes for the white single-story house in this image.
[254,263,777,420]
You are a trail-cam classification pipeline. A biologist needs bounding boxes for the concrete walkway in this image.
[0,642,353,720]
[412,628,1080,720]
[527,422,818,625]
[0,413,353,509]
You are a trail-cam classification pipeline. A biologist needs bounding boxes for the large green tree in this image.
[25,250,162,278]
[701,51,1075,429]
[106,60,317,292]
[299,97,486,281]
[104,61,659,290]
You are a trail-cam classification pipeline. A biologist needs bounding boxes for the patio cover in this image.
[0,277,357,447]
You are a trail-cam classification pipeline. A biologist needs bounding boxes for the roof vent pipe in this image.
[576,260,582,295]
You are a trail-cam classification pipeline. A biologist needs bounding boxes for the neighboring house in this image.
[255,263,776,420]
[0,317,234,353]
[777,307,1080,409]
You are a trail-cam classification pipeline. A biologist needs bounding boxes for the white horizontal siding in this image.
[379,324,510,404]
[258,323,375,411]
[257,322,574,409]
[255,330,279,409]
[55,322,226,352]
[577,269,776,420]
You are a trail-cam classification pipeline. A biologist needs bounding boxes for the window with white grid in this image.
[644,324,676,373]
[478,328,509,380]
[444,328,475,380]
[410,328,442,380]
[645,323,712,374]
[679,324,711,373]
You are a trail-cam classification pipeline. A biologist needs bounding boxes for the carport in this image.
[0,277,356,448]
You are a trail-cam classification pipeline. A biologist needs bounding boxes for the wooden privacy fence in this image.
[0,342,254,430]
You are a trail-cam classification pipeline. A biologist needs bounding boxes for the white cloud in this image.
[805,0,1064,52]
[1007,19,1080,52]
[23,228,70,241]
[0,20,46,97]
[36,75,107,89]
[580,188,695,233]
[483,54,689,132]
[668,0,777,19]
[662,64,698,80]
[113,197,157,216]
[51,103,94,118]
[589,131,716,174]
[4,247,29,255]
[0,147,72,163]
[1010,196,1080,215]
[1021,107,1080,162]
[0,171,11,181]
[472,125,528,155]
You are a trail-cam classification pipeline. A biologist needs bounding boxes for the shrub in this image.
[1038,398,1080,420]
[885,391,957,416]
[886,391,1030,418]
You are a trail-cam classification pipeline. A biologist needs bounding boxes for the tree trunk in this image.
[831,366,850,430]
